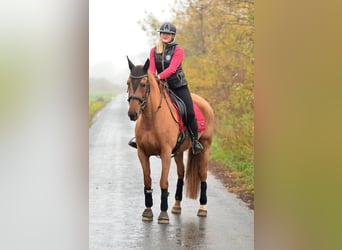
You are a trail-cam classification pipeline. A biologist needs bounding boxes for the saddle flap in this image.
[172,102,206,132]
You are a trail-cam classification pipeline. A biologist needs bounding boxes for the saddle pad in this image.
[173,102,207,132]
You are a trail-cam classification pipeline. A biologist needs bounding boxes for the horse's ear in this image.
[127,56,135,71]
[143,58,150,72]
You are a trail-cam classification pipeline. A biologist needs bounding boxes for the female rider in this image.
[129,22,203,154]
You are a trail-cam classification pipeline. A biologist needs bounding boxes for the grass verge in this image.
[89,92,115,127]
[209,134,254,203]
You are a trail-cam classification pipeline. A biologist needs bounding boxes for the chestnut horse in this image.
[126,57,215,224]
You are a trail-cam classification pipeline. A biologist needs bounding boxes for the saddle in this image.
[167,89,207,155]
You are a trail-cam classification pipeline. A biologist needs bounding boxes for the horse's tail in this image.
[185,151,201,199]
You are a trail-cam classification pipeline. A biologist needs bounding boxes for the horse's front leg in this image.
[171,152,185,214]
[158,151,172,224]
[137,150,153,221]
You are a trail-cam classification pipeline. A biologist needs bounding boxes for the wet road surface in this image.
[90,93,254,249]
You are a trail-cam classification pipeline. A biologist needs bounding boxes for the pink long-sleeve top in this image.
[148,46,184,80]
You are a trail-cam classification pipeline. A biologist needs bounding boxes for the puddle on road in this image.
[175,219,207,248]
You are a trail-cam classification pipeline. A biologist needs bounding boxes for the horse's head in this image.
[126,56,150,121]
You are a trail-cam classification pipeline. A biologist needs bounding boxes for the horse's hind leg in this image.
[197,181,207,217]
[197,148,209,217]
[171,153,185,214]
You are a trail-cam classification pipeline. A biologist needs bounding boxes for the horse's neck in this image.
[143,80,173,122]
[144,81,162,115]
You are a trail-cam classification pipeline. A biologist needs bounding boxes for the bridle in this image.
[127,73,180,124]
[127,74,150,112]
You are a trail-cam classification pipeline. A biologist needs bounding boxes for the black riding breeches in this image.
[171,85,199,139]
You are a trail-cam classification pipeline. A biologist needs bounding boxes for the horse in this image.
[126,57,215,224]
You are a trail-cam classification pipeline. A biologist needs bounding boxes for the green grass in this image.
[89,92,114,103]
[210,134,254,190]
[89,92,115,127]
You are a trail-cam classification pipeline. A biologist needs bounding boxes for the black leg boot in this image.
[188,118,203,154]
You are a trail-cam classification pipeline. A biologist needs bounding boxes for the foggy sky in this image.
[90,0,175,84]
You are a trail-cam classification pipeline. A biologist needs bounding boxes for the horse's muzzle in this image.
[128,111,138,121]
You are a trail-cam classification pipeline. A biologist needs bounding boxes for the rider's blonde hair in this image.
[156,39,164,54]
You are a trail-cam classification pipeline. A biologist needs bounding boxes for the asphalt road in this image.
[89,93,254,250]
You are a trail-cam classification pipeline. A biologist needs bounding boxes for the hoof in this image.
[171,206,182,214]
[197,209,207,217]
[142,208,153,221]
[158,211,169,224]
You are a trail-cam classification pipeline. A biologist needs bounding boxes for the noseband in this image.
[127,74,150,111]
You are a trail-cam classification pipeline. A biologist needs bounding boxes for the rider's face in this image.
[160,32,173,43]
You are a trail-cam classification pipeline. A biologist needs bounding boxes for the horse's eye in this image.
[141,83,146,88]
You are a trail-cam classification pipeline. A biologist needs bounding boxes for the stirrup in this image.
[128,137,137,148]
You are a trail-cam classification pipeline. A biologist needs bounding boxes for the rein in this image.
[159,80,180,124]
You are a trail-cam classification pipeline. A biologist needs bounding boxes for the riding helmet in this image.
[157,22,176,34]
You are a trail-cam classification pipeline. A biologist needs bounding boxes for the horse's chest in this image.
[136,120,179,154]
[140,132,159,146]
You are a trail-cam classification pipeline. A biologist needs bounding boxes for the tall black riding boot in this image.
[188,118,203,155]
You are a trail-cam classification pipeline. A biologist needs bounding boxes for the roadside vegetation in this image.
[140,0,254,197]
[89,92,115,127]
[89,76,122,127]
